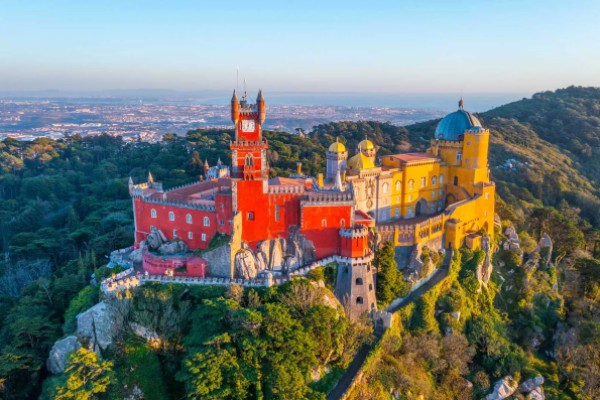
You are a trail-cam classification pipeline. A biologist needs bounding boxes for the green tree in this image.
[55,348,113,400]
[374,241,406,306]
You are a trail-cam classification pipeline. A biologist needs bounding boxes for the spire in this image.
[204,159,209,168]
[147,171,154,184]
[217,157,222,166]
[257,89,264,101]
[128,176,134,186]
[459,98,464,110]
[232,89,238,102]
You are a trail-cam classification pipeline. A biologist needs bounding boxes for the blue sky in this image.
[1,0,599,94]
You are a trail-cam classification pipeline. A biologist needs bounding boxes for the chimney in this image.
[317,173,324,188]
[296,162,303,175]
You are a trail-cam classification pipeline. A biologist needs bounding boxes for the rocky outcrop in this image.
[477,235,493,286]
[533,233,553,265]
[520,376,544,397]
[146,227,167,250]
[203,243,232,278]
[76,301,119,352]
[486,376,518,400]
[47,336,81,374]
[503,226,521,252]
[158,238,189,255]
[527,388,545,399]
[234,246,258,279]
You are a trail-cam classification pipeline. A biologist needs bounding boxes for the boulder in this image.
[158,239,188,255]
[129,322,159,342]
[146,227,166,250]
[486,376,518,400]
[47,336,81,374]
[76,301,118,352]
[129,247,144,263]
[234,247,257,279]
[534,233,553,265]
[527,388,545,400]
[520,376,544,393]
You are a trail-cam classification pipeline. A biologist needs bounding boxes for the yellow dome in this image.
[358,139,375,150]
[347,152,375,171]
[328,141,347,153]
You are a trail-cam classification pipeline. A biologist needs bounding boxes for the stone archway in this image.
[415,198,428,216]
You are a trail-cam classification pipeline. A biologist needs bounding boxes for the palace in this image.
[130,90,495,317]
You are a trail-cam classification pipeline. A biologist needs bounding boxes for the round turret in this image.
[257,90,266,124]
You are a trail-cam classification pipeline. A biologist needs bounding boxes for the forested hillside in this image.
[0,86,599,399]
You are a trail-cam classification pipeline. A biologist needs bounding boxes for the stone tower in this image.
[326,138,348,182]
[335,225,377,320]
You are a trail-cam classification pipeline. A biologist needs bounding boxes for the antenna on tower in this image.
[236,67,239,94]
[243,78,247,101]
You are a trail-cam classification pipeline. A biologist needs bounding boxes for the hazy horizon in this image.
[2,1,599,94]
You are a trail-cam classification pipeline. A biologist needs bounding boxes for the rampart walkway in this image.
[326,251,452,400]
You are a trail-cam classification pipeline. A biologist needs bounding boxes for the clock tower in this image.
[230,89,270,243]
[230,89,268,180]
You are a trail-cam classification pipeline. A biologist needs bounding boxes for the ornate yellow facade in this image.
[328,100,495,251]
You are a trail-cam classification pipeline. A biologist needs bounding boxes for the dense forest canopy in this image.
[0,86,599,399]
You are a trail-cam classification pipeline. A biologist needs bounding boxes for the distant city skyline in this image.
[1,0,599,94]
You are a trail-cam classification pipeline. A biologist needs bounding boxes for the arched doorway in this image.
[415,198,428,216]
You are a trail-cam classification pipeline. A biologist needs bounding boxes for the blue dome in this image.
[434,108,482,141]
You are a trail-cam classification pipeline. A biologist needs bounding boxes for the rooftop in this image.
[388,152,439,165]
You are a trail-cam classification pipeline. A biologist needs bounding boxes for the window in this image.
[340,218,346,227]
[408,194,412,202]
[151,209,157,218]
[431,190,435,199]
[382,183,389,194]
[247,212,254,221]
[201,233,207,241]
[407,206,413,216]
[438,200,443,211]
[456,151,462,162]
[395,180,401,191]
[453,176,459,186]
[275,204,280,222]
[484,211,488,216]
[172,229,177,238]
[244,153,254,168]
[188,232,193,240]
[355,278,364,285]
[356,296,364,305]
[203,216,210,226]
[219,219,225,226]
[432,176,437,186]
[439,175,444,184]
[367,265,371,272]
[408,179,414,190]
[186,214,192,224]
[439,189,443,196]
[369,283,373,291]
[430,203,435,212]
[485,192,490,199]
[420,177,426,188]
[395,208,400,217]
[321,219,327,227]
[169,211,175,221]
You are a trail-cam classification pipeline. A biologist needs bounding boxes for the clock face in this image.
[241,119,256,132]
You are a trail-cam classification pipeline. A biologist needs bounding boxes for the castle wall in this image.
[133,197,219,250]
[300,204,353,259]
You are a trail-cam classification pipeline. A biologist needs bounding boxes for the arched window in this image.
[244,153,254,168]
[169,211,175,221]
[420,177,426,188]
[432,176,437,186]
[356,296,364,304]
[369,283,373,291]
[453,176,459,186]
[438,200,443,211]
[408,179,414,190]
[431,190,436,199]
[203,216,210,226]
[456,151,462,162]
[382,183,389,194]
[151,209,157,218]
[439,175,444,184]
[395,180,401,191]
[340,219,346,227]
[367,265,371,272]
[321,219,327,227]
[355,278,364,285]
[186,214,192,224]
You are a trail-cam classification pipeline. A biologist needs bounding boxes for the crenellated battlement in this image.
[140,197,216,212]
[268,185,305,195]
[301,191,354,206]
[340,224,369,238]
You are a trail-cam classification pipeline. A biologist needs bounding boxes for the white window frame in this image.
[151,209,157,218]
[203,216,210,226]
[186,214,192,224]
[169,211,175,221]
